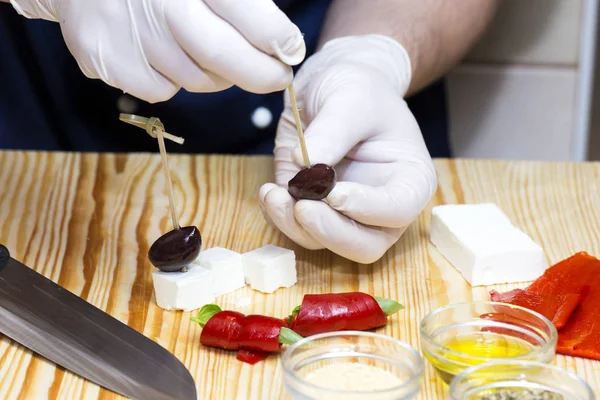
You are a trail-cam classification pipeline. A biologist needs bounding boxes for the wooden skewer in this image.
[154,131,184,145]
[119,114,184,231]
[287,84,311,169]
[155,126,181,231]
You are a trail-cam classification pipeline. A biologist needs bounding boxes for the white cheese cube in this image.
[429,203,547,286]
[151,266,215,311]
[241,245,297,293]
[192,247,245,296]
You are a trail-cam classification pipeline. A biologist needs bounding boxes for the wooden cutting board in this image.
[0,151,599,399]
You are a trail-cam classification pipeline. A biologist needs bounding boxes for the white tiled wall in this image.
[447,0,597,161]
[465,0,583,66]
[587,5,600,161]
[448,65,577,160]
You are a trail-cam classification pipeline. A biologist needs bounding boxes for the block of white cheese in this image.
[193,247,246,296]
[151,266,215,311]
[429,203,547,286]
[241,245,297,293]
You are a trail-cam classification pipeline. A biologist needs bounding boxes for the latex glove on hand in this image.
[10,0,305,102]
[259,35,438,264]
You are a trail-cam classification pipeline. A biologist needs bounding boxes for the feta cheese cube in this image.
[429,203,547,286]
[241,245,297,293]
[192,247,245,296]
[151,266,215,311]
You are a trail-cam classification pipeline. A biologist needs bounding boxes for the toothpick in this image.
[287,84,311,168]
[118,114,184,231]
[155,126,181,231]
[151,130,185,145]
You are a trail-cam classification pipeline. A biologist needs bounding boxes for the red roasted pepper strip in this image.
[489,252,600,361]
[489,288,581,329]
[554,285,599,360]
[236,349,270,365]
[237,315,287,353]
[193,305,302,365]
[553,294,581,328]
[199,310,245,350]
[289,292,389,337]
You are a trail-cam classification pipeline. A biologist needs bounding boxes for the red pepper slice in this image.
[554,285,599,360]
[489,252,600,361]
[197,309,299,365]
[290,292,388,337]
[553,293,582,329]
[236,349,270,365]
[237,315,287,353]
[489,289,580,329]
[199,310,245,350]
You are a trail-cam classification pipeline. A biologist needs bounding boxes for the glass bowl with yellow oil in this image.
[419,301,557,385]
[449,360,594,400]
[281,331,424,400]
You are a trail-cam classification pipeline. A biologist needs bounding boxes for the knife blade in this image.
[0,244,197,400]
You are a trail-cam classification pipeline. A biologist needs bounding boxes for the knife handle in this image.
[0,245,9,272]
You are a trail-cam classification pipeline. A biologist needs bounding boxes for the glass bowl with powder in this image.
[448,360,595,400]
[281,331,423,400]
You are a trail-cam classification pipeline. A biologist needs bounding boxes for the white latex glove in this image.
[10,0,305,103]
[259,35,438,264]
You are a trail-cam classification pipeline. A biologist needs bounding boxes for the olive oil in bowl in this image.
[419,302,557,386]
[423,332,537,384]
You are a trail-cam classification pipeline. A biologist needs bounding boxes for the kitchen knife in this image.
[0,244,197,400]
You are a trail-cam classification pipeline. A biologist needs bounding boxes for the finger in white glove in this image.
[10,0,306,102]
[165,0,298,93]
[203,0,306,65]
[293,200,405,265]
[259,183,324,251]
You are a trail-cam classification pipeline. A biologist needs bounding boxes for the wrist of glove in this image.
[259,34,438,264]
[310,34,413,97]
[10,0,306,103]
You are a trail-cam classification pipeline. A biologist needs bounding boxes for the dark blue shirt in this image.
[0,0,450,157]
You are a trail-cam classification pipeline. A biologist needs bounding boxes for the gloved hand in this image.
[10,0,305,102]
[259,35,438,264]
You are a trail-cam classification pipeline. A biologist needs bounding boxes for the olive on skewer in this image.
[148,226,201,272]
[119,114,202,272]
[285,84,337,201]
[288,163,336,201]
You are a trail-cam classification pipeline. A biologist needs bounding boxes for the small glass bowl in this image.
[449,360,595,400]
[419,301,557,384]
[281,331,424,400]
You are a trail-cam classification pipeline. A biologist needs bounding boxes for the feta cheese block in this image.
[241,244,297,293]
[193,247,246,296]
[151,265,215,311]
[429,203,547,286]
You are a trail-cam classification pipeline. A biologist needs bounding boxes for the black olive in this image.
[148,226,202,272]
[287,163,337,201]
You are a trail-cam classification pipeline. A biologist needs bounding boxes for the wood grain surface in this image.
[0,151,599,399]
